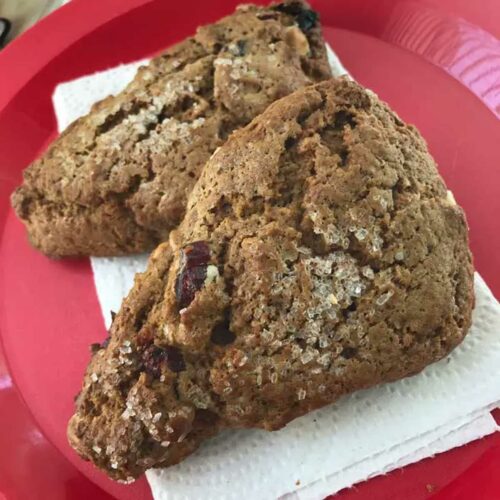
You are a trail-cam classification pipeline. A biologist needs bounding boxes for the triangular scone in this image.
[68,78,474,481]
[11,1,331,257]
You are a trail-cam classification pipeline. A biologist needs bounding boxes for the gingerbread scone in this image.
[68,78,474,481]
[11,1,331,257]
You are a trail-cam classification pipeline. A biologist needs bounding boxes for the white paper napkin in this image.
[53,46,500,500]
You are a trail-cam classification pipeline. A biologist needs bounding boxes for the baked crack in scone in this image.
[68,78,474,481]
[11,1,331,257]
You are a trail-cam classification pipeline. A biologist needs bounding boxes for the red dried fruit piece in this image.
[176,266,207,309]
[175,241,211,310]
[142,344,186,377]
[164,346,186,373]
[183,241,210,266]
[142,345,164,377]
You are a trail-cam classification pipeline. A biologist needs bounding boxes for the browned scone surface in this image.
[11,1,331,257]
[68,78,474,481]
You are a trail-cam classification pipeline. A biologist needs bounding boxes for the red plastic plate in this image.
[1,1,499,499]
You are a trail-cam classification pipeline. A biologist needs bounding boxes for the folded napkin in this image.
[53,46,500,500]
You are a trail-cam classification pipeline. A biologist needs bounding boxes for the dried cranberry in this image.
[183,241,210,266]
[164,346,186,373]
[211,319,236,346]
[273,2,318,32]
[142,345,164,377]
[142,344,186,377]
[340,346,357,359]
[175,241,211,310]
[176,266,207,309]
